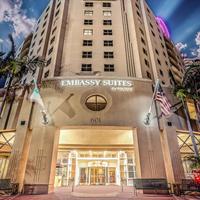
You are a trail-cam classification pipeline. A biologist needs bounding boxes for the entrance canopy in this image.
[59,126,134,150]
[55,127,136,187]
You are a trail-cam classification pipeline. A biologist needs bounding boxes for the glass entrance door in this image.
[108,167,116,184]
[90,167,106,185]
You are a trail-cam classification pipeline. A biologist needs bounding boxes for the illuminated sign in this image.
[88,161,108,167]
[156,17,170,38]
[61,79,133,92]
[61,79,133,87]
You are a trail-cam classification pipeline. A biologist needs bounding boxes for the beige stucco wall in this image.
[3,77,184,194]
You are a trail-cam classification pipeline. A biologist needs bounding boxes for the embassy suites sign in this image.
[61,79,133,91]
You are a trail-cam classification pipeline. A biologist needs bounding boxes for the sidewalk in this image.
[0,186,199,200]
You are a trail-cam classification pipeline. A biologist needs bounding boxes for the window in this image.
[57,2,61,8]
[37,47,41,54]
[85,95,107,111]
[83,40,93,46]
[146,71,152,79]
[48,47,53,55]
[104,64,114,72]
[162,81,165,85]
[103,11,112,16]
[81,64,92,71]
[159,35,162,41]
[83,29,93,35]
[138,17,143,25]
[160,69,164,76]
[165,61,168,66]
[143,48,148,56]
[44,70,49,78]
[161,43,164,48]
[55,9,60,17]
[31,41,35,47]
[43,21,47,27]
[35,26,39,32]
[104,29,112,35]
[41,29,45,36]
[135,3,139,9]
[46,6,50,13]
[85,2,93,7]
[103,20,112,25]
[46,58,52,66]
[163,52,166,57]
[157,58,161,65]
[39,38,43,45]
[145,59,150,67]
[151,31,155,37]
[84,19,93,25]
[136,11,141,17]
[33,34,37,40]
[84,10,93,16]
[141,37,146,45]
[155,49,159,55]
[150,23,153,29]
[52,27,57,34]
[50,36,55,44]
[44,13,48,20]
[82,51,92,58]
[103,2,111,7]
[139,28,144,35]
[104,52,114,58]
[104,40,113,46]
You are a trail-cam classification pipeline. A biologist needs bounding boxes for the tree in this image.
[188,156,200,170]
[0,34,46,118]
[169,63,200,158]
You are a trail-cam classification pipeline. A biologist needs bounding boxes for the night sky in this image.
[0,0,200,58]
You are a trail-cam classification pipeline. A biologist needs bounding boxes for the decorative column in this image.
[161,123,185,183]
[6,92,33,193]
[133,126,166,179]
[22,124,60,194]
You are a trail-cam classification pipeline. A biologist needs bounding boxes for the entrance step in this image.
[70,186,133,198]
[71,191,119,198]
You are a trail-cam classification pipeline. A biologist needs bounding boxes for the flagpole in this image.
[144,79,160,125]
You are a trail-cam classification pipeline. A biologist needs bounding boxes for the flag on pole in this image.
[155,84,171,116]
[144,80,160,125]
[30,81,45,111]
[30,79,48,124]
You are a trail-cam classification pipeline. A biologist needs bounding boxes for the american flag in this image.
[155,84,171,116]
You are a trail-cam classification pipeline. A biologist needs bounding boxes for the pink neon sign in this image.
[156,17,170,38]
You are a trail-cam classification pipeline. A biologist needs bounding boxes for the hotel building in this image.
[0,0,199,195]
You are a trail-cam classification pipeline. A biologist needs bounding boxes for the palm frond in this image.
[8,34,16,58]
[0,52,5,58]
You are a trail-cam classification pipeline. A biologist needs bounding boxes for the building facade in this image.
[0,0,196,195]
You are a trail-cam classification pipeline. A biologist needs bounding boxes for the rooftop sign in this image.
[156,17,170,38]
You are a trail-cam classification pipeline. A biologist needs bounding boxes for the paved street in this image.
[0,186,199,200]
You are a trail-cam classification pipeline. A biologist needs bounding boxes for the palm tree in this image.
[0,34,46,118]
[169,63,200,158]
